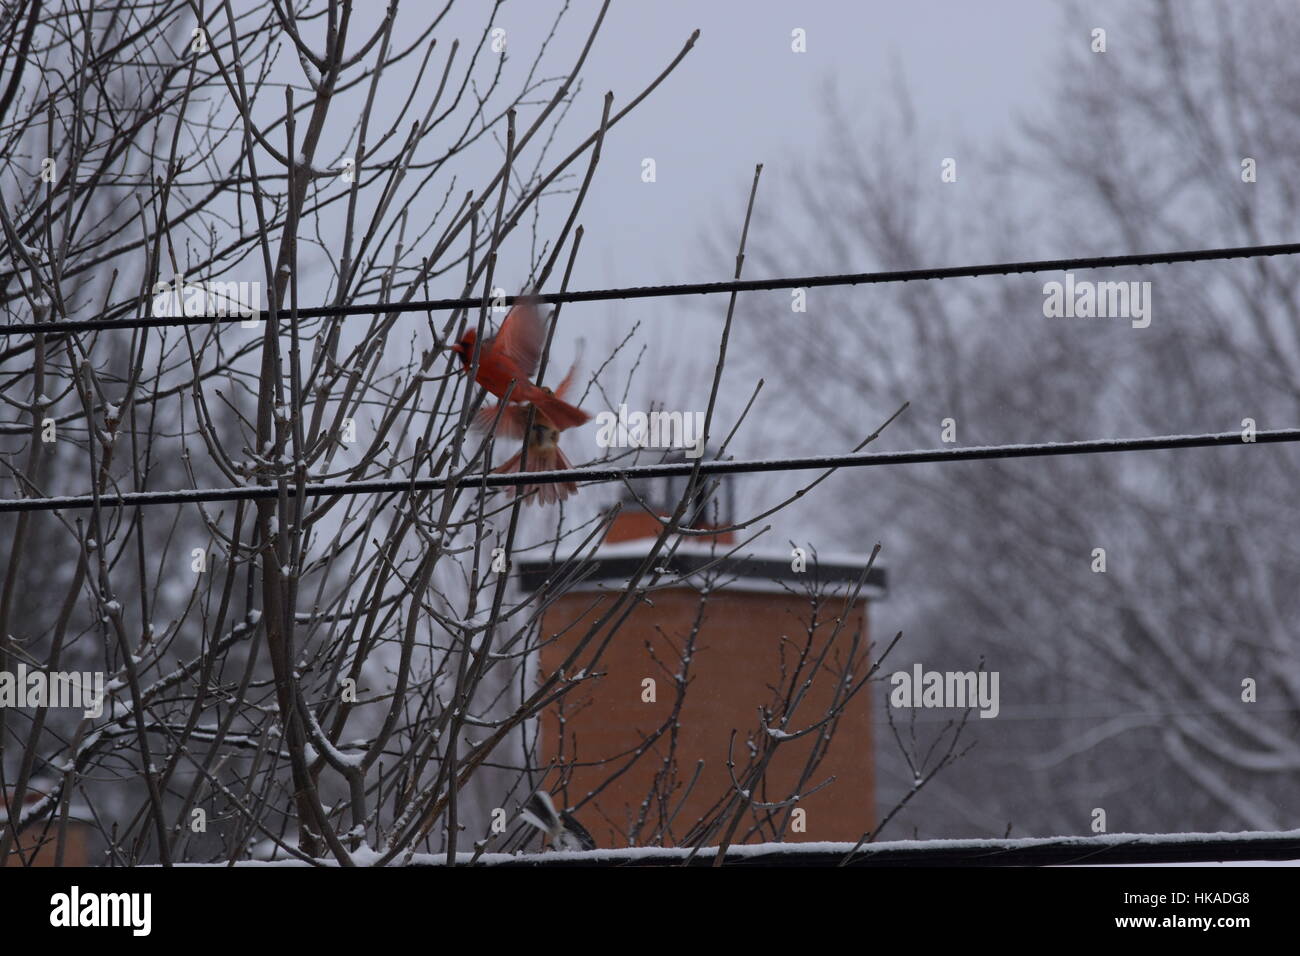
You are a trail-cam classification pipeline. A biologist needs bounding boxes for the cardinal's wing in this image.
[474,402,529,438]
[551,356,581,401]
[494,294,544,378]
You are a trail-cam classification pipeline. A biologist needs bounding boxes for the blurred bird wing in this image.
[551,357,580,401]
[559,812,596,851]
[474,401,529,438]
[521,791,561,836]
[519,805,552,836]
[495,296,544,377]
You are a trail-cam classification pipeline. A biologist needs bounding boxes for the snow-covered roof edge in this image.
[516,537,887,599]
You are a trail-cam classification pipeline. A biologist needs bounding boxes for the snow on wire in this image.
[4,239,1300,336]
[2,426,1298,514]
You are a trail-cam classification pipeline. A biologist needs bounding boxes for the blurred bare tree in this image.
[732,0,1300,838]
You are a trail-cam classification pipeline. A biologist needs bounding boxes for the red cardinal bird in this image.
[449,297,590,431]
[475,359,582,505]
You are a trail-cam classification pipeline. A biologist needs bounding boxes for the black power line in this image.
[4,239,1300,337]
[3,426,1295,514]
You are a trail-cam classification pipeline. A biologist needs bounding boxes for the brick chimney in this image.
[2,783,92,866]
[519,465,885,847]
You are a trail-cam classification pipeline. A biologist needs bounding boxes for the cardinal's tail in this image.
[494,445,578,506]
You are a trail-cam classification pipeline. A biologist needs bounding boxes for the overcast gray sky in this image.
[464,0,1062,290]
